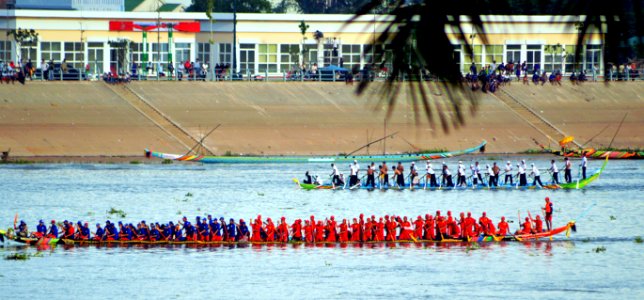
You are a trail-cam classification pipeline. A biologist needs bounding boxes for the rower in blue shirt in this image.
[150,224,161,241]
[94,223,104,241]
[200,219,210,241]
[104,221,119,241]
[47,220,59,238]
[227,219,237,242]
[211,219,222,241]
[80,222,90,240]
[238,219,250,241]
[34,220,47,238]
[138,221,150,240]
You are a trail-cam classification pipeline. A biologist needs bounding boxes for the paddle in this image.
[13,214,18,230]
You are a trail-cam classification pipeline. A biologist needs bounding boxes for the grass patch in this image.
[161,159,173,164]
[596,147,643,152]
[129,160,141,165]
[609,215,616,221]
[593,246,606,253]
[185,192,193,197]
[582,237,591,243]
[107,207,127,218]
[635,236,643,244]
[0,159,36,164]
[521,148,548,154]
[5,253,30,260]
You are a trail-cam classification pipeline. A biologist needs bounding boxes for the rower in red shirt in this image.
[464,212,477,237]
[414,216,424,239]
[291,219,302,241]
[364,218,373,241]
[265,218,276,242]
[496,217,509,236]
[423,215,435,240]
[338,219,349,242]
[350,218,361,242]
[326,219,337,242]
[277,217,289,243]
[315,221,325,242]
[303,220,313,243]
[517,217,532,235]
[359,214,365,241]
[386,217,397,241]
[250,215,263,242]
[375,218,385,241]
[479,212,491,235]
[534,215,544,233]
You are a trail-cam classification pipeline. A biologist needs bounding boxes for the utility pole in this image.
[232,0,237,75]
[156,0,161,81]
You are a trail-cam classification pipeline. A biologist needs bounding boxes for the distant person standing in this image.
[581,153,588,179]
[542,197,553,231]
[564,157,572,183]
[549,159,559,184]
[592,64,598,82]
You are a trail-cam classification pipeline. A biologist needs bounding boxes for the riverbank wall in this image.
[0,81,642,159]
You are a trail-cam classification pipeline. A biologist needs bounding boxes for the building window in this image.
[544,44,565,73]
[129,43,144,66]
[87,42,104,75]
[505,44,521,65]
[526,44,542,74]
[342,44,361,70]
[484,45,503,67]
[563,45,581,74]
[258,44,277,73]
[239,43,255,74]
[41,42,62,63]
[453,44,462,73]
[174,43,191,69]
[364,44,392,77]
[64,42,84,69]
[302,44,318,68]
[0,41,11,61]
[197,43,210,66]
[151,43,169,71]
[20,41,37,61]
[218,43,231,65]
[280,44,299,73]
[585,44,601,73]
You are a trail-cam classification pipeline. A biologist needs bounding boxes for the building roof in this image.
[124,0,144,11]
[158,3,180,12]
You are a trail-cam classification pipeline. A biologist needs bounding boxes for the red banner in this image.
[109,21,200,32]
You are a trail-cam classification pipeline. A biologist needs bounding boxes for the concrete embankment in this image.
[0,81,642,159]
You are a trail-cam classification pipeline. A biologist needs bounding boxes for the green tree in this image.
[7,28,39,60]
[351,0,643,133]
[187,0,272,13]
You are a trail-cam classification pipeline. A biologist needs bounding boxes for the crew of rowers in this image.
[319,156,586,188]
[13,199,556,243]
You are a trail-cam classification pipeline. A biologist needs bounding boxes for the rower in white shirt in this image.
[549,159,559,184]
[517,163,527,186]
[530,163,543,187]
[457,161,466,186]
[425,161,437,187]
[504,161,513,185]
[581,154,588,179]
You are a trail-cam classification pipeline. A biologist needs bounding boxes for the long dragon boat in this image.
[144,140,487,164]
[295,157,606,191]
[557,148,643,159]
[0,221,575,246]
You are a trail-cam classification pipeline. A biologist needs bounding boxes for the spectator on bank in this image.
[25,59,33,80]
[521,61,527,76]
[168,61,174,78]
[39,59,46,80]
[61,58,68,74]
[592,64,598,81]
[48,60,54,80]
[177,61,185,80]
[193,59,201,80]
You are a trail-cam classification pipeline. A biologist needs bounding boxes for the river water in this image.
[0,155,642,299]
